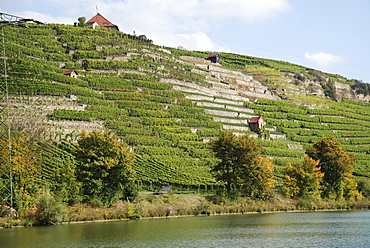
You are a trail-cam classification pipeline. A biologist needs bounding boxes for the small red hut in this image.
[62,70,78,78]
[207,53,221,63]
[248,116,266,133]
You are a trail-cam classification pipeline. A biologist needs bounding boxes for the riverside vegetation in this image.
[1,23,370,227]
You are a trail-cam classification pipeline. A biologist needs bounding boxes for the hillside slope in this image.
[3,23,370,190]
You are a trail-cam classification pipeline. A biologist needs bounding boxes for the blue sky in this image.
[2,0,370,83]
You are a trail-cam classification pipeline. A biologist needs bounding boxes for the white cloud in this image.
[304,51,345,67]
[7,0,290,52]
[14,11,75,24]
[95,0,290,51]
[174,32,231,52]
[101,0,291,31]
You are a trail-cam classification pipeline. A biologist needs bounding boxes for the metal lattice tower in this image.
[0,12,44,207]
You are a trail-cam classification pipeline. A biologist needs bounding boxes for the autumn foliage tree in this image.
[76,131,136,207]
[306,137,358,200]
[0,137,41,210]
[210,131,275,199]
[282,156,323,200]
[247,156,275,198]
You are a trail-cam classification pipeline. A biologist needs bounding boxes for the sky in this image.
[2,0,370,83]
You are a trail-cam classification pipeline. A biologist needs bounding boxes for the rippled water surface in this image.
[1,210,369,247]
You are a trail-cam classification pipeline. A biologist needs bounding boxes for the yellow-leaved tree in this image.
[282,156,323,200]
[0,137,41,210]
[210,131,275,199]
[306,137,361,200]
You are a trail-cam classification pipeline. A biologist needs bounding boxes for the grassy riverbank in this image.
[1,194,370,228]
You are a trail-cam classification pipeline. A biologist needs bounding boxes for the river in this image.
[1,210,369,247]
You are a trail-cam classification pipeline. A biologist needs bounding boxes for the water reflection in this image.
[1,211,369,247]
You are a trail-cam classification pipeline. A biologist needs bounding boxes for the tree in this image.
[246,156,275,198]
[76,131,136,207]
[210,131,275,198]
[282,156,323,200]
[306,136,356,200]
[77,17,86,27]
[0,137,41,210]
[357,178,370,199]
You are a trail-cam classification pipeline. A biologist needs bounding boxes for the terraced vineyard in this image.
[3,23,370,190]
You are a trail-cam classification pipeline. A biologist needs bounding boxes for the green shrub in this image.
[194,201,210,215]
[34,192,66,225]
[357,178,370,198]
[296,196,317,210]
[122,183,139,201]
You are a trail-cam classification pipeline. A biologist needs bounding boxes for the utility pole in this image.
[0,12,43,208]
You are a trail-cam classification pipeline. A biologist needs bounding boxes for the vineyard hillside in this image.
[3,23,370,191]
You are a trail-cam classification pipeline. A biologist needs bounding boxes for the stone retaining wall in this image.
[213,117,248,124]
[213,98,244,105]
[222,125,249,131]
[204,109,239,117]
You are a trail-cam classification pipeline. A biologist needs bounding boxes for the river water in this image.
[1,210,369,247]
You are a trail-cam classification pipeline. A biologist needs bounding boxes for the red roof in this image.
[86,13,118,30]
[62,70,77,75]
[248,117,261,123]
[208,53,220,58]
